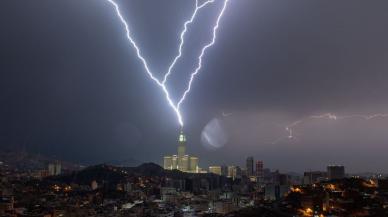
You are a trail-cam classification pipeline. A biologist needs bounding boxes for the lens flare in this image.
[201,118,228,150]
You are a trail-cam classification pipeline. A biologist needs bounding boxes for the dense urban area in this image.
[1,150,388,217]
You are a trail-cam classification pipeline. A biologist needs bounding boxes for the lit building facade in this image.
[209,165,228,176]
[48,161,61,176]
[209,166,222,175]
[227,166,242,180]
[163,131,199,173]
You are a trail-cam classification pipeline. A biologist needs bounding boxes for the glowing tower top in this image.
[178,130,186,143]
[163,130,201,173]
[177,130,186,158]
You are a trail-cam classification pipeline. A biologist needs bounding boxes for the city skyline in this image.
[3,1,388,216]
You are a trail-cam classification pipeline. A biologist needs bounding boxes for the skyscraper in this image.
[177,133,186,158]
[327,165,345,180]
[227,166,242,180]
[256,160,263,180]
[246,156,254,177]
[163,131,199,173]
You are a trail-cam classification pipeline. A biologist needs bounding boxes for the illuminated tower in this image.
[163,130,200,173]
[177,130,187,171]
[177,130,186,158]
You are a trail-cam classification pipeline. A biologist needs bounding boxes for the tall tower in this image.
[177,130,186,158]
[177,130,187,171]
[163,130,199,173]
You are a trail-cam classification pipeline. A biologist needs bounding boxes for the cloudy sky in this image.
[1,0,388,173]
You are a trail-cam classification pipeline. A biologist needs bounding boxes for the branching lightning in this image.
[105,0,229,126]
[177,0,229,110]
[273,113,388,143]
[162,0,216,84]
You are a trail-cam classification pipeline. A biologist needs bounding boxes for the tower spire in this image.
[163,129,199,173]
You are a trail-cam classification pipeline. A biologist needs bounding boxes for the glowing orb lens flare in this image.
[201,118,228,150]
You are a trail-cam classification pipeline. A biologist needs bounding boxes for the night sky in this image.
[1,0,388,173]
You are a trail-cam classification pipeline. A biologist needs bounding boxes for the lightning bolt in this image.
[105,0,229,126]
[162,0,216,84]
[177,0,229,110]
[274,113,388,143]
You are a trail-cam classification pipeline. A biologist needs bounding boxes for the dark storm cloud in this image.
[1,0,388,172]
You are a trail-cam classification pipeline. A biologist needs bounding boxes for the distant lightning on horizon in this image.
[105,0,230,127]
[272,113,388,144]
